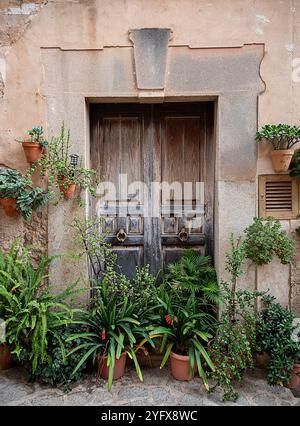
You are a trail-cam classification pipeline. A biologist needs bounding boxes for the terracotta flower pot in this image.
[270,149,294,172]
[58,176,76,200]
[170,351,196,381]
[0,343,13,371]
[284,363,300,389]
[98,352,127,380]
[255,352,271,369]
[0,198,18,217]
[22,142,42,165]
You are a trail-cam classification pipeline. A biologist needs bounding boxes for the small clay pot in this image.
[170,351,196,381]
[22,142,42,165]
[270,149,294,172]
[0,343,13,371]
[285,363,300,389]
[255,352,271,369]
[58,176,76,200]
[98,352,127,380]
[0,198,18,217]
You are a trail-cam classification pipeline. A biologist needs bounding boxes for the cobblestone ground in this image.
[0,366,299,406]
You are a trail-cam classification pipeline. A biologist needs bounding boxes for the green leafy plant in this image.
[256,295,300,386]
[0,241,84,374]
[67,277,158,391]
[157,281,216,389]
[208,237,264,401]
[20,325,88,390]
[243,217,295,265]
[290,150,300,178]
[256,124,300,150]
[165,250,220,305]
[0,168,50,221]
[28,123,97,201]
[17,126,48,147]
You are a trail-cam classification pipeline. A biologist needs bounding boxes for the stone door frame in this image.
[41,41,265,295]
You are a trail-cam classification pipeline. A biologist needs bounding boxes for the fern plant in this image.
[0,241,84,374]
[165,250,220,305]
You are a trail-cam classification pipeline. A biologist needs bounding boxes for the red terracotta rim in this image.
[170,351,189,361]
[270,149,294,155]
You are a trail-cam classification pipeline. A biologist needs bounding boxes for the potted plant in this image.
[0,239,84,377]
[256,124,300,172]
[0,342,13,371]
[256,295,300,389]
[29,124,97,201]
[0,168,50,220]
[18,126,48,165]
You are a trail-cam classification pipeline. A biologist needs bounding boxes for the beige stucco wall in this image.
[1,0,300,312]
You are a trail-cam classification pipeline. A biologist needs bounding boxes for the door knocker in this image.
[116,228,127,243]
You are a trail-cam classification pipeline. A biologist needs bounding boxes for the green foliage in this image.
[0,241,84,374]
[157,281,216,389]
[256,296,300,386]
[208,281,264,402]
[67,277,156,391]
[0,168,50,221]
[243,217,295,265]
[165,250,220,305]
[17,126,48,147]
[28,123,97,202]
[256,124,300,150]
[19,325,87,389]
[290,150,300,178]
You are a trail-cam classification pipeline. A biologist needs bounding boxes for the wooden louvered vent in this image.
[259,175,299,219]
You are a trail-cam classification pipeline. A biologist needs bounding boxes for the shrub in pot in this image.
[67,276,151,390]
[18,126,48,165]
[29,124,97,201]
[0,168,50,220]
[256,295,300,389]
[208,236,264,402]
[256,124,300,172]
[155,252,219,387]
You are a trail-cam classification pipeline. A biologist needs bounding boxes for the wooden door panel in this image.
[90,103,214,278]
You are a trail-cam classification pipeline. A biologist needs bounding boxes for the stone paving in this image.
[0,366,299,406]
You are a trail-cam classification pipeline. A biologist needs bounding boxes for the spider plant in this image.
[67,276,162,391]
[158,283,216,388]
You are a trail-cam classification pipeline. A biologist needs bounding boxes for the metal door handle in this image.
[178,227,189,242]
[116,228,127,243]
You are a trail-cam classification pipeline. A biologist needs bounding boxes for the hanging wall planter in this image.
[256,124,300,173]
[58,176,76,200]
[18,126,48,165]
[0,197,18,217]
[22,141,43,165]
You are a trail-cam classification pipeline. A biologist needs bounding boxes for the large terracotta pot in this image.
[170,351,195,381]
[285,363,300,389]
[58,176,76,200]
[0,343,13,371]
[98,352,127,380]
[22,142,42,165]
[0,198,18,217]
[270,149,294,172]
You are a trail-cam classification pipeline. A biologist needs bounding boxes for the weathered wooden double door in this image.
[90,103,214,277]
